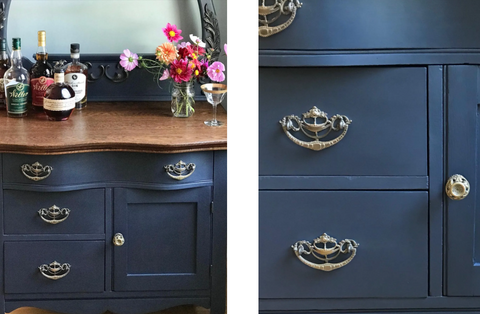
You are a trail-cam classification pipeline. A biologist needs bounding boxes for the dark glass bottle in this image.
[30,30,54,111]
[43,60,75,121]
[0,38,10,110]
[65,43,87,109]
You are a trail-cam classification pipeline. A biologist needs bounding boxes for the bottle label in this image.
[6,82,29,114]
[44,98,75,111]
[31,76,54,107]
[0,78,5,100]
[65,73,86,102]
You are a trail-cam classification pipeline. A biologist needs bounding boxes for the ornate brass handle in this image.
[38,261,71,280]
[38,205,70,224]
[164,160,196,181]
[113,233,125,246]
[259,0,303,37]
[292,233,359,271]
[446,174,470,200]
[279,106,352,151]
[21,162,53,181]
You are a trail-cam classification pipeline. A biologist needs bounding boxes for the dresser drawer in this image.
[4,241,104,294]
[259,191,428,299]
[4,189,104,235]
[3,152,213,186]
[259,67,427,177]
[259,0,480,50]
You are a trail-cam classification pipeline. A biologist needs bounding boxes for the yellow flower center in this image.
[216,69,220,73]
[176,68,183,74]
[169,31,176,37]
[192,53,197,60]
[195,70,199,76]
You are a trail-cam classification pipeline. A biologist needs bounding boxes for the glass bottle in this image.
[0,38,10,110]
[65,43,87,110]
[43,60,75,121]
[30,30,54,111]
[4,38,29,118]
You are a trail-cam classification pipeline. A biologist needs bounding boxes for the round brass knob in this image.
[445,174,470,200]
[113,233,125,246]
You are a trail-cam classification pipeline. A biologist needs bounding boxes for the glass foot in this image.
[204,120,224,126]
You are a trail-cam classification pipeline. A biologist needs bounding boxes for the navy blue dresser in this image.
[259,1,480,313]
[0,102,227,314]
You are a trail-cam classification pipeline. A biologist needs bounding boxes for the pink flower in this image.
[207,61,225,82]
[224,43,227,56]
[170,58,193,83]
[119,49,138,71]
[159,69,170,81]
[163,23,183,43]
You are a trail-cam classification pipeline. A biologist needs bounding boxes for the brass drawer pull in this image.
[446,174,470,200]
[164,160,196,181]
[113,233,125,246]
[259,0,303,37]
[38,205,71,225]
[38,261,71,280]
[292,233,359,271]
[21,162,53,181]
[280,106,352,151]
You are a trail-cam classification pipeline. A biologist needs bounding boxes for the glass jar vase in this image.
[171,81,195,118]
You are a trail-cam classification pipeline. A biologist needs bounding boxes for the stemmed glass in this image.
[201,83,227,126]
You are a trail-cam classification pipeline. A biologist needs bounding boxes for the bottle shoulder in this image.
[30,61,53,78]
[45,83,75,99]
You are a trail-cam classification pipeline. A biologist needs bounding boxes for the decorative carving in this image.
[279,106,352,151]
[38,261,71,280]
[0,2,5,30]
[38,205,71,225]
[259,0,303,37]
[21,162,53,181]
[85,62,105,82]
[445,174,470,200]
[203,3,221,62]
[292,233,359,271]
[164,160,196,181]
[105,63,129,83]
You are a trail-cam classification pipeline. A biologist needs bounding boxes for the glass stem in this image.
[213,104,218,123]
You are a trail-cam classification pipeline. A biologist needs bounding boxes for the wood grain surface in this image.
[0,102,227,155]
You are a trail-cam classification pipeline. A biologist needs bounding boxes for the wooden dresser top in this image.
[0,102,227,155]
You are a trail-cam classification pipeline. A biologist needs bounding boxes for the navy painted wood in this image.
[259,0,480,51]
[113,187,211,292]
[259,191,428,299]
[4,241,105,294]
[445,65,480,296]
[259,67,428,177]
[4,189,104,235]
[3,152,213,187]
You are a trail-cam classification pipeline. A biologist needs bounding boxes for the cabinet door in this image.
[113,187,211,291]
[446,65,480,295]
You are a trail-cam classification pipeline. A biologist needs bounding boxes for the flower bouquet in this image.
[119,23,226,118]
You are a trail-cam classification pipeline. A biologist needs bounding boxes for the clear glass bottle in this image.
[43,60,75,121]
[4,38,29,117]
[30,30,54,111]
[0,38,11,110]
[65,43,87,110]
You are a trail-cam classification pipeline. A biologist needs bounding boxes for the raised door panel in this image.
[259,191,428,299]
[445,65,480,296]
[259,0,480,50]
[113,187,211,291]
[259,67,427,177]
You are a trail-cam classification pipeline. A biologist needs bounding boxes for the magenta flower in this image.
[119,49,138,71]
[170,58,193,83]
[207,61,225,82]
[163,23,183,43]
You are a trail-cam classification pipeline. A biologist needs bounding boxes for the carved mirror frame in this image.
[0,0,221,101]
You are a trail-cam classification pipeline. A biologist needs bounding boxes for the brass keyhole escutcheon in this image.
[446,174,470,200]
[113,233,125,246]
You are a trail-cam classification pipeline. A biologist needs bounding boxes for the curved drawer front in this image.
[259,191,428,299]
[3,152,213,186]
[259,0,480,50]
[4,241,104,294]
[4,189,104,235]
[259,67,427,176]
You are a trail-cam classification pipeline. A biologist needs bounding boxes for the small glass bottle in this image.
[4,38,29,118]
[0,38,10,110]
[30,30,54,111]
[65,43,87,109]
[43,60,75,121]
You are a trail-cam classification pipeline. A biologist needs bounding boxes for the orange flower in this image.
[155,42,177,65]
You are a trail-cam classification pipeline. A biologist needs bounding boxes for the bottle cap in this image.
[12,38,21,50]
[38,30,46,47]
[0,38,6,52]
[70,43,80,53]
[54,60,67,73]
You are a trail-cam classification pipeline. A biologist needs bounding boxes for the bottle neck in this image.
[54,72,64,84]
[71,53,80,63]
[11,49,23,67]
[36,45,48,61]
